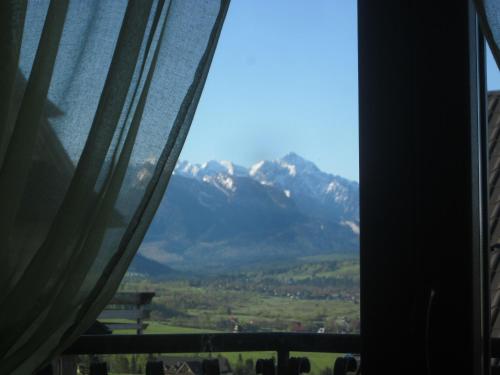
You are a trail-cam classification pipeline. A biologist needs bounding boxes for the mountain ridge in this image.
[134,153,359,274]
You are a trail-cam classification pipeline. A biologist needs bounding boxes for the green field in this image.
[103,256,359,374]
[119,257,360,333]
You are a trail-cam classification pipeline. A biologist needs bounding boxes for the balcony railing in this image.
[64,332,361,375]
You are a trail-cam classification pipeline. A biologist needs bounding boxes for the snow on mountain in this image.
[175,160,200,177]
[342,220,360,235]
[247,153,359,221]
[138,153,359,271]
[173,153,359,222]
[249,152,331,197]
[173,160,251,195]
[219,160,248,176]
[175,160,247,180]
[202,174,236,194]
[281,152,321,174]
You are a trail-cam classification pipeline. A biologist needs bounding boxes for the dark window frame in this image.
[358,0,489,374]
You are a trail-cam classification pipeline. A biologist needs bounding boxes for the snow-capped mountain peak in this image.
[249,153,321,184]
[220,160,234,174]
[174,159,249,194]
[201,160,227,175]
[138,153,359,272]
[174,160,201,178]
[175,160,247,178]
[173,153,359,222]
[279,152,321,174]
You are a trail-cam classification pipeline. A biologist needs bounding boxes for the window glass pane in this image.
[113,2,359,368]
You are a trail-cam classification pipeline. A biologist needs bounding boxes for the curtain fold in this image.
[0,1,229,374]
[475,0,500,68]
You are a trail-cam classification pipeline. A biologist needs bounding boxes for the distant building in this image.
[290,321,305,332]
[162,356,233,375]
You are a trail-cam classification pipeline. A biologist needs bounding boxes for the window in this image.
[118,0,359,337]
[101,2,360,374]
[65,2,494,375]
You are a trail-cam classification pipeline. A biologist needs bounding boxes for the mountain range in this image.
[130,152,359,275]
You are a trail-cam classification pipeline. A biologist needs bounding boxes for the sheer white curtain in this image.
[0,1,229,374]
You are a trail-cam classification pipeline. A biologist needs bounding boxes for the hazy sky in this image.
[180,0,500,181]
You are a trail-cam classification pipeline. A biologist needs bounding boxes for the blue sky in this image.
[180,0,500,182]
[488,49,500,90]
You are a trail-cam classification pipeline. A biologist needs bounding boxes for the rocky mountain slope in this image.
[133,153,359,273]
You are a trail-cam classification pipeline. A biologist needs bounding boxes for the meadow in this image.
[103,255,359,374]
